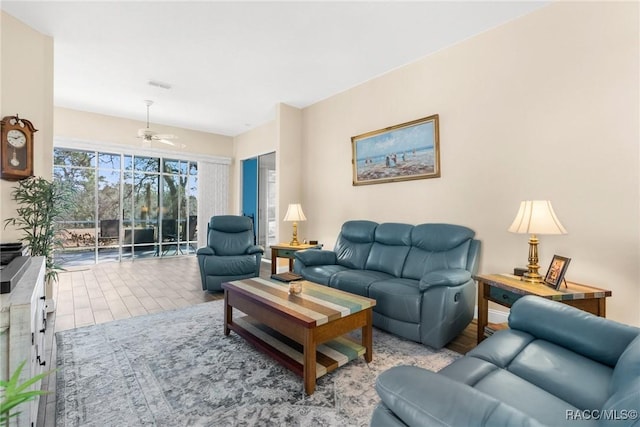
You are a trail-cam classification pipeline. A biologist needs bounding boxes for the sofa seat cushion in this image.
[474,369,593,427]
[201,255,257,276]
[299,265,350,286]
[376,365,545,427]
[468,329,535,368]
[329,269,392,296]
[469,330,613,410]
[508,339,613,410]
[368,279,421,323]
[439,356,500,386]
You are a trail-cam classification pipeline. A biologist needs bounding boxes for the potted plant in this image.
[0,360,52,426]
[3,176,72,284]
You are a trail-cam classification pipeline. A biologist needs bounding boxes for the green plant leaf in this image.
[3,177,73,284]
[0,359,55,422]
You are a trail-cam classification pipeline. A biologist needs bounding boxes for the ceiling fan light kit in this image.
[137,100,178,146]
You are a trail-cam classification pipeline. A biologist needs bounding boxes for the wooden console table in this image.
[0,257,47,427]
[475,273,611,344]
[270,242,320,274]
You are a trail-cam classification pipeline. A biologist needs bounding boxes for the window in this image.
[53,148,199,266]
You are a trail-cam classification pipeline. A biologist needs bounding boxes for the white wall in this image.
[0,12,54,242]
[301,2,639,325]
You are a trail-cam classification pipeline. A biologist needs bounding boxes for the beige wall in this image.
[232,118,277,214]
[54,107,233,157]
[275,104,304,243]
[54,107,234,208]
[0,12,54,242]
[301,2,639,325]
[231,105,302,273]
[232,104,304,245]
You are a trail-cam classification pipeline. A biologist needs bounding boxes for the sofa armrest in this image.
[509,296,640,367]
[246,245,264,255]
[418,269,472,291]
[294,249,337,266]
[375,366,544,427]
[196,247,215,256]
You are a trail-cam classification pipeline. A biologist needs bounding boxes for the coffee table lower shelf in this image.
[231,316,365,380]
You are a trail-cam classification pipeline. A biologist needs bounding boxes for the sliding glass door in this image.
[97,152,122,262]
[54,148,198,266]
[53,149,96,263]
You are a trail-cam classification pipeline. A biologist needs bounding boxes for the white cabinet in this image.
[0,257,47,427]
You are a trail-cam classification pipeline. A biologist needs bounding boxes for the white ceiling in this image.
[2,1,547,137]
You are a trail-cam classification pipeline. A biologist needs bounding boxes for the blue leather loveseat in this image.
[373,295,640,427]
[293,221,480,349]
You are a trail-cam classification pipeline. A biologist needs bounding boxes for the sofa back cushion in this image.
[609,334,640,395]
[402,224,475,279]
[207,215,254,256]
[365,223,412,276]
[509,296,640,367]
[602,335,640,425]
[334,220,378,269]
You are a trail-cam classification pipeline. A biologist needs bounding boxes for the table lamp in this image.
[508,200,567,283]
[283,203,306,246]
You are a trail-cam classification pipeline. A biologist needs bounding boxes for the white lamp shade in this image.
[508,200,567,235]
[283,203,307,222]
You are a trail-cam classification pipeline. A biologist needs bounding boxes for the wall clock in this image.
[1,115,37,181]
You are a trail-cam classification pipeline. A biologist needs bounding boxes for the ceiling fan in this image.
[137,100,178,146]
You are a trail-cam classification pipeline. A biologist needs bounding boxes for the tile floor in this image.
[53,256,220,332]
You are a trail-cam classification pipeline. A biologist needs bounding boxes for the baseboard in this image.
[261,259,290,274]
[474,306,509,324]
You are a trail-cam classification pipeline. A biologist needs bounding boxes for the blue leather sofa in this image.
[196,215,264,292]
[293,221,480,349]
[373,295,640,427]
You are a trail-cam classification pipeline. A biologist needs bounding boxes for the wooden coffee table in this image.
[222,278,376,395]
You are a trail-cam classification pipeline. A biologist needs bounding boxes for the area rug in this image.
[56,300,461,426]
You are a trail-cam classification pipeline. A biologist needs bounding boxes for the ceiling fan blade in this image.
[136,101,180,144]
[153,133,177,140]
[157,139,176,146]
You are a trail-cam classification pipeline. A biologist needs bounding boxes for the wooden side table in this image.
[475,273,612,344]
[270,243,321,275]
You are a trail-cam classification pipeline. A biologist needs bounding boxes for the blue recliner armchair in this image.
[373,295,640,427]
[196,215,264,292]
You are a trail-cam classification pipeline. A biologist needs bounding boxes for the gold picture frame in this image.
[351,114,440,186]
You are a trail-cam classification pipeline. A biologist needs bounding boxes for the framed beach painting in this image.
[351,114,440,186]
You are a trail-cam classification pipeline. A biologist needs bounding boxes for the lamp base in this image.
[289,221,300,246]
[521,234,544,283]
[522,271,544,283]
[289,238,300,246]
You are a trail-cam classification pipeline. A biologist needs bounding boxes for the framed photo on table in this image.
[544,255,571,289]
